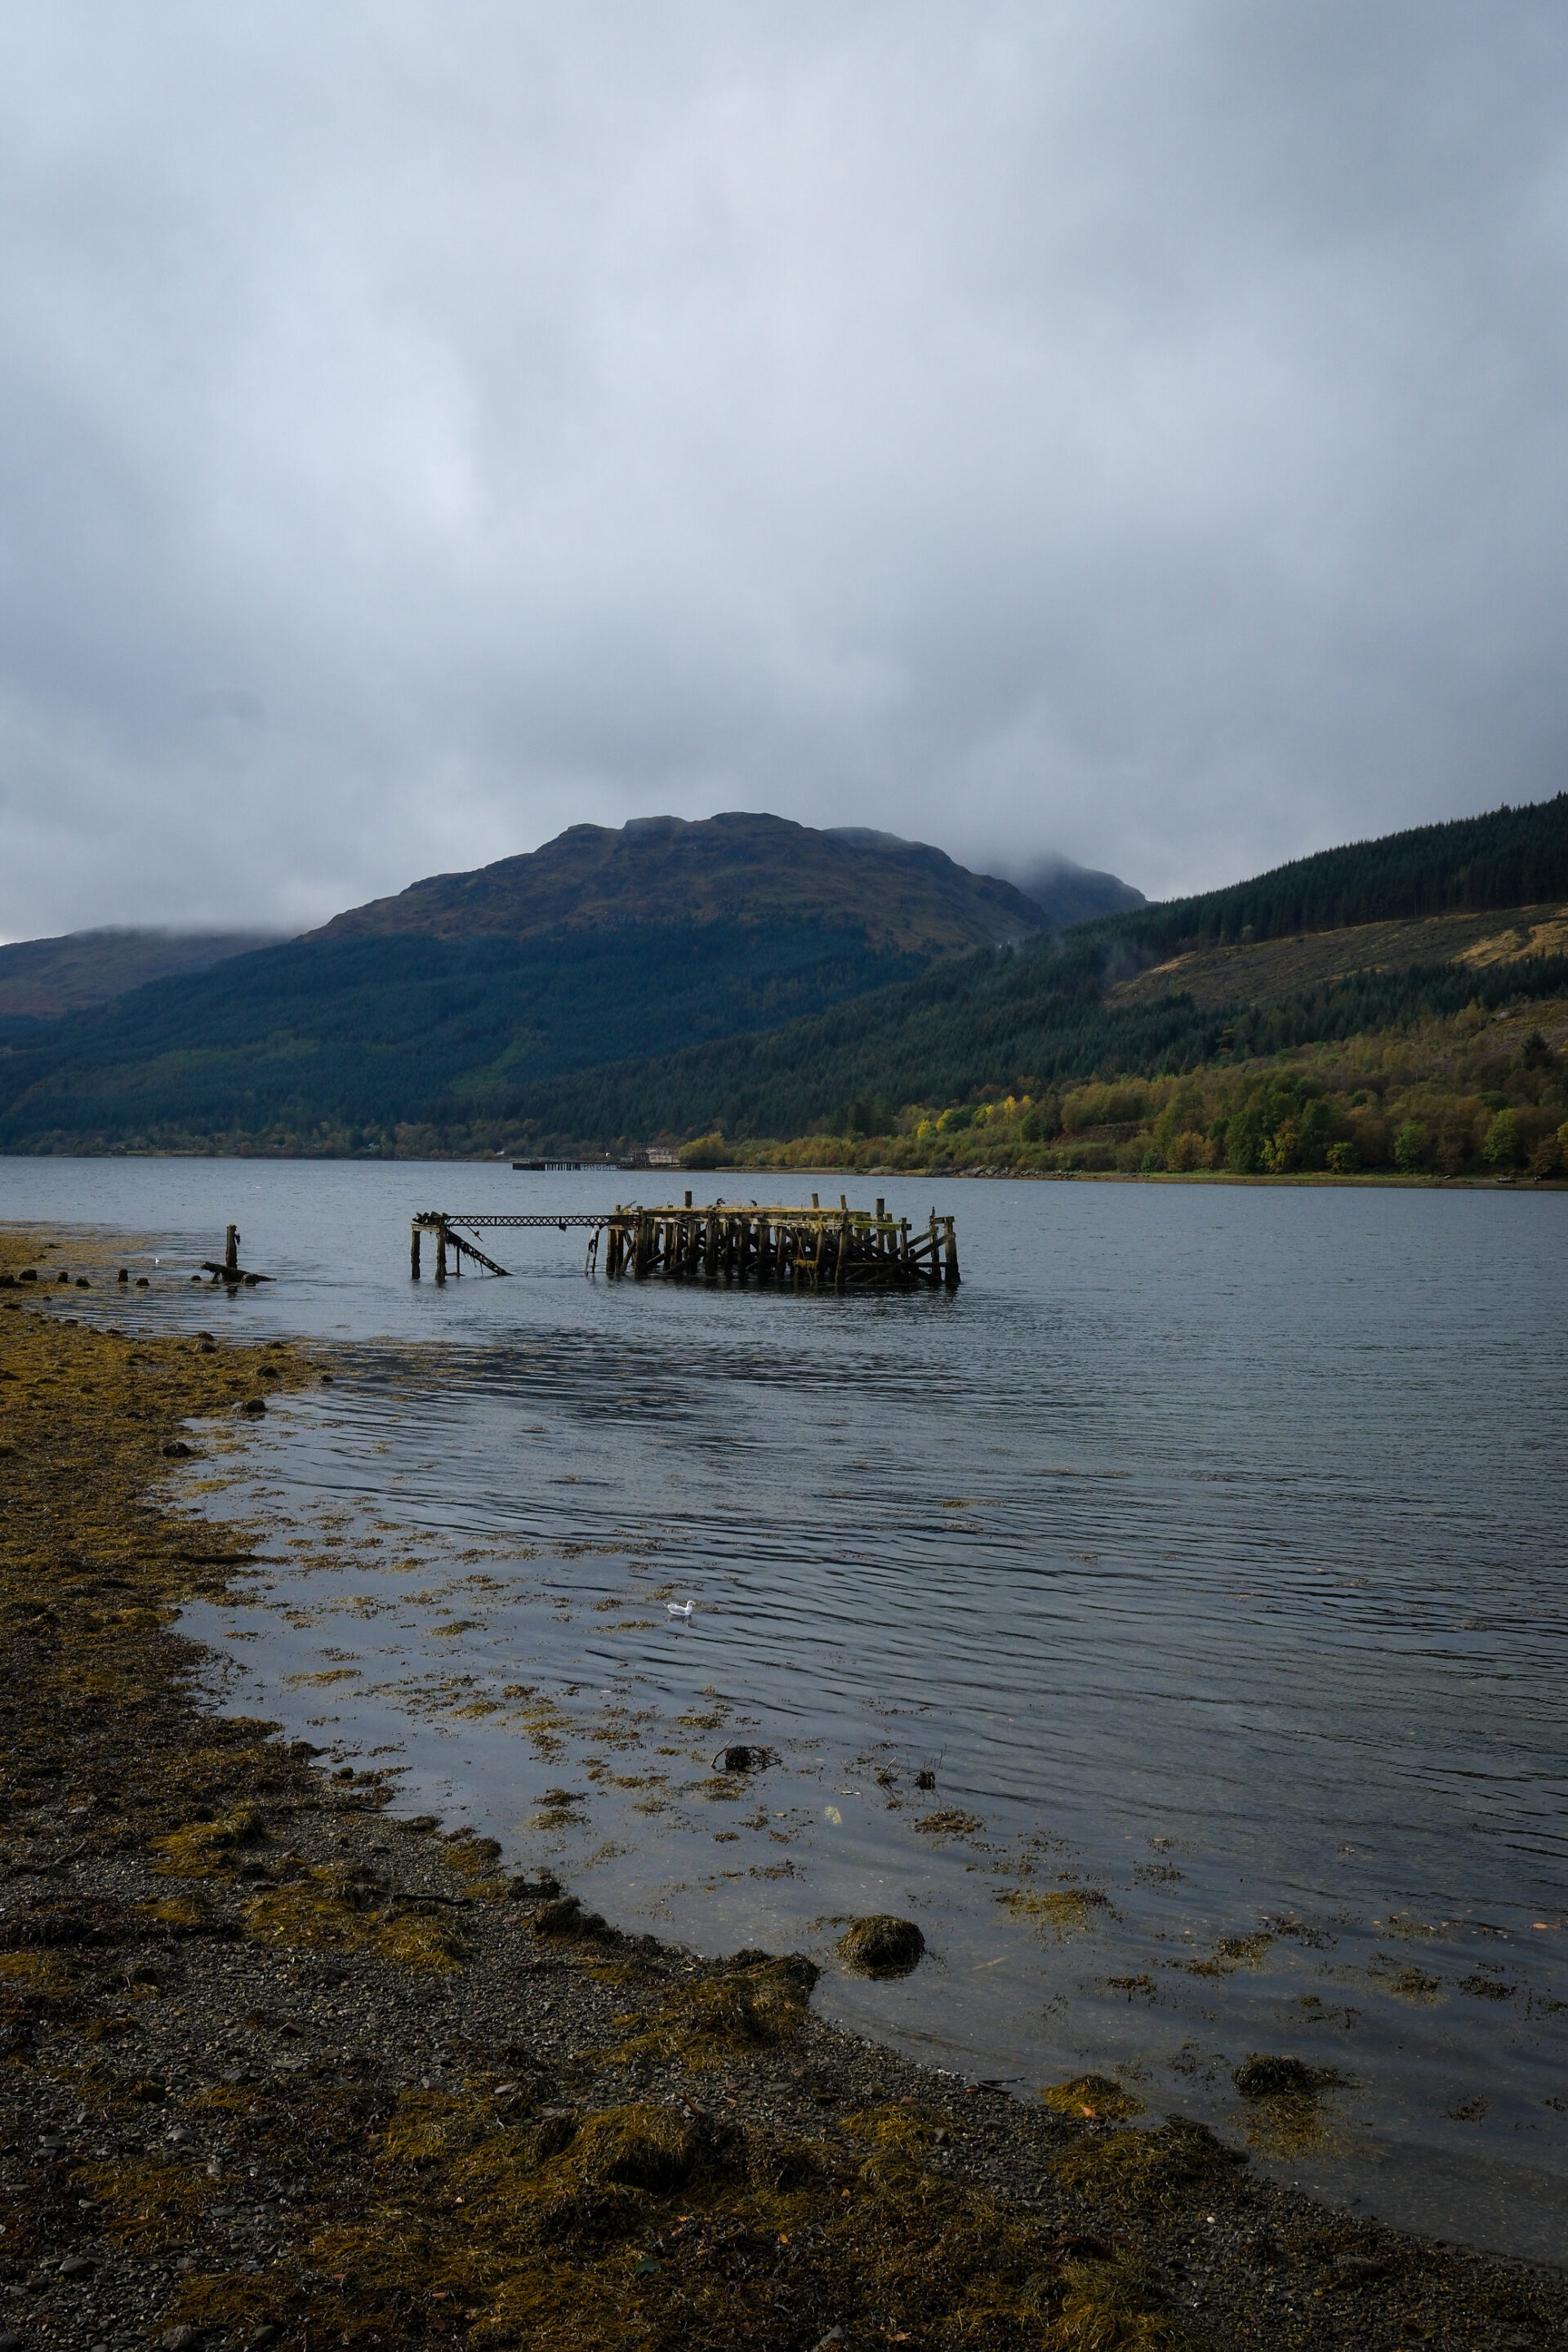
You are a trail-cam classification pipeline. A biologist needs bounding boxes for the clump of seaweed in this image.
[1233,2054,1331,2100]
[234,2071,1201,2352]
[439,1826,510,1901]
[1232,2053,1356,2158]
[1368,1952,1444,2002]
[1053,2118,1246,2213]
[0,1948,79,1996]
[915,1805,985,1837]
[616,1950,819,2069]
[1003,1885,1114,1937]
[242,1871,471,1971]
[1178,1930,1273,1976]
[838,1913,925,1976]
[1041,2073,1147,2122]
[532,1892,619,1944]
[1045,2254,1187,2349]
[154,1802,269,1876]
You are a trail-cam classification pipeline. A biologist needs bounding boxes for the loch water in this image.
[5,1158,1566,2261]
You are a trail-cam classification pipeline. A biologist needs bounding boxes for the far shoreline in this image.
[2,1145,1566,1190]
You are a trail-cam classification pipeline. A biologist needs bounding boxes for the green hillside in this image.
[0,927,286,1023]
[0,920,926,1153]
[0,813,1092,1152]
[501,927,1568,1152]
[1103,792,1568,956]
[2,794,1564,1160]
[490,795,1568,1155]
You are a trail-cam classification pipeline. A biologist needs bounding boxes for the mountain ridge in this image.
[0,928,288,1023]
[310,811,1058,956]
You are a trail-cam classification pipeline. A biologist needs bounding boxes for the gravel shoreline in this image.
[2,1235,1564,2351]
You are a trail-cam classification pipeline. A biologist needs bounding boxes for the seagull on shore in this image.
[666,1599,694,1619]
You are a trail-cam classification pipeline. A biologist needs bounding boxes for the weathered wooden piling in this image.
[599,1200,958,1290]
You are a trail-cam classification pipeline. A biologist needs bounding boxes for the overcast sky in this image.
[2,2,1566,938]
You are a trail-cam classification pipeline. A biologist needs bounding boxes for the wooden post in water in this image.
[225,1224,239,1274]
[943,1216,960,1290]
[410,1222,421,1279]
[434,1224,448,1282]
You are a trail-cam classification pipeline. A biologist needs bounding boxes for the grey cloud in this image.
[1,1,1565,936]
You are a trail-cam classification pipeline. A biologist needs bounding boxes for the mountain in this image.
[464,794,1568,1149]
[0,814,1056,1152]
[1006,856,1146,928]
[312,812,1047,954]
[0,928,287,1025]
[28,795,1555,1166]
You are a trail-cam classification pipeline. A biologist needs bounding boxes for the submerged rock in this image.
[839,1913,925,1976]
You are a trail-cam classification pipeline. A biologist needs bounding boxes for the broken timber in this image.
[201,1222,274,1287]
[411,1197,958,1291]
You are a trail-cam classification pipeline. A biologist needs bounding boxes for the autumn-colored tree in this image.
[1482,1107,1521,1167]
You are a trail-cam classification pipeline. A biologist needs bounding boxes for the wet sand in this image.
[1,1228,1563,2351]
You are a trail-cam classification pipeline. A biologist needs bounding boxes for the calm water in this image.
[4,1159,1566,2261]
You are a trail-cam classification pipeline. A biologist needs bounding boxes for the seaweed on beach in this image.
[2,1225,1566,2352]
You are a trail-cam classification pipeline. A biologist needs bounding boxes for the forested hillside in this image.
[503,931,1568,1154]
[0,920,926,1153]
[0,816,1071,1152]
[1103,792,1568,956]
[688,996,1568,1183]
[0,927,285,1024]
[2,795,1564,1160]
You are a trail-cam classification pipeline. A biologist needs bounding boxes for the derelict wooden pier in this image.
[603,1194,958,1290]
[411,1196,958,1290]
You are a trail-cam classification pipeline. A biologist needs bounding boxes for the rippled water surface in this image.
[6,1159,1566,2260]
